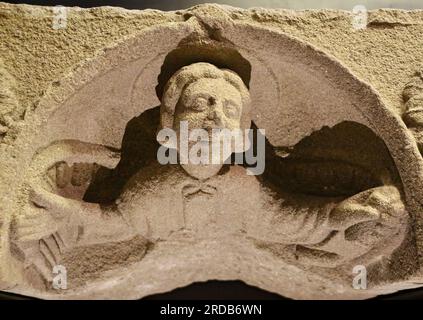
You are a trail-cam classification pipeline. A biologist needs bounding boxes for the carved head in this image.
[157,63,251,178]
[159,62,250,149]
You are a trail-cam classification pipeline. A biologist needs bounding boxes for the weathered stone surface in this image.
[1,3,423,299]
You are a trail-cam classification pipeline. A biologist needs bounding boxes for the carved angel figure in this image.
[13,62,410,287]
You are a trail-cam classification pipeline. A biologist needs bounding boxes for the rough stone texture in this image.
[1,3,423,299]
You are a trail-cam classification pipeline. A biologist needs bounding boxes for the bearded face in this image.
[174,78,243,134]
[173,78,245,167]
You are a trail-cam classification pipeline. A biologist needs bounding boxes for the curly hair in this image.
[159,62,251,132]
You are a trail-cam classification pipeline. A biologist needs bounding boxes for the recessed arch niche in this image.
[4,9,423,300]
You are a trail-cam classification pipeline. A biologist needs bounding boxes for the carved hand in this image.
[320,185,408,259]
[14,140,122,244]
[328,185,406,231]
[14,187,76,242]
[291,185,408,267]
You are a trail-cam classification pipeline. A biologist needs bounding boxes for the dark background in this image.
[2,279,423,300]
[1,0,423,300]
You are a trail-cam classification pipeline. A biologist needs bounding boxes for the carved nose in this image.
[207,110,224,126]
[207,100,225,124]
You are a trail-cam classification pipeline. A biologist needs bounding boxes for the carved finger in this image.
[52,232,66,252]
[365,186,406,218]
[344,220,396,247]
[328,203,380,230]
[55,162,72,188]
[39,239,56,268]
[30,188,73,219]
[44,236,62,262]
[71,163,90,186]
[17,223,58,242]
[15,215,48,232]
[29,188,51,209]
[18,230,52,242]
[16,218,44,228]
[31,253,54,284]
[42,235,62,262]
[295,245,341,267]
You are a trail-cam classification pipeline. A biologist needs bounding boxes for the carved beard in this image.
[178,135,229,181]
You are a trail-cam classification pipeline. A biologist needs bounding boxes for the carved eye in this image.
[223,101,240,119]
[190,97,209,112]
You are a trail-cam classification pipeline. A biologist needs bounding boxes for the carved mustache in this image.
[202,117,224,129]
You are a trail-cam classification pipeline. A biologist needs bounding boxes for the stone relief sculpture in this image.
[1,3,423,299]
